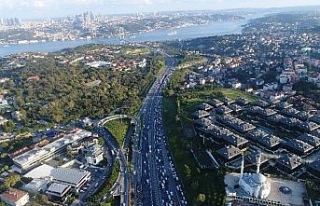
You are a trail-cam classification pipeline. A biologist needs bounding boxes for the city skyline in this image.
[1,0,320,19]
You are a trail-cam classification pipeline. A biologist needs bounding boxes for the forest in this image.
[0,48,164,125]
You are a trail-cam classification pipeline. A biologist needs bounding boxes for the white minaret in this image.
[240,153,244,179]
[256,153,261,174]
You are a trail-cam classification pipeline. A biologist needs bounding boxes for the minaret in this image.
[240,153,244,179]
[256,153,261,174]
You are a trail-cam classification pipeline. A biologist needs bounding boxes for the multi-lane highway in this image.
[132,55,187,206]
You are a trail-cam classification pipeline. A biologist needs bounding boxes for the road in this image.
[132,55,187,206]
[95,123,130,206]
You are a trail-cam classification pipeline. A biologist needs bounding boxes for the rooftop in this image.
[258,134,281,148]
[24,178,50,192]
[297,133,320,147]
[209,99,224,107]
[51,167,90,185]
[13,129,91,168]
[46,183,71,195]
[0,188,28,203]
[245,152,269,165]
[24,164,54,179]
[276,153,303,170]
[308,159,320,172]
[285,139,314,154]
[225,173,307,206]
[223,133,248,147]
[216,145,241,160]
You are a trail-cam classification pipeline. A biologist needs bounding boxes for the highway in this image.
[132,55,187,206]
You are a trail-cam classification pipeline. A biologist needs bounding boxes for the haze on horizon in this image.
[2,0,320,19]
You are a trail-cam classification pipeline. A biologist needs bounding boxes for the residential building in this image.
[235,98,249,106]
[215,106,233,115]
[296,121,320,133]
[193,110,210,119]
[308,159,320,178]
[283,139,314,155]
[216,145,242,161]
[0,188,29,206]
[209,99,224,108]
[296,134,320,147]
[276,153,303,173]
[198,103,213,111]
[222,133,248,149]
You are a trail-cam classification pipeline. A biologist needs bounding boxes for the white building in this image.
[12,129,91,173]
[24,178,49,193]
[0,188,29,206]
[238,154,271,199]
[84,144,104,165]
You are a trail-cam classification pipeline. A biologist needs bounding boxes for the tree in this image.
[3,121,15,133]
[183,164,191,178]
[196,194,206,203]
[4,174,20,188]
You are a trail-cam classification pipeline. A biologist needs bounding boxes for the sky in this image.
[1,0,320,19]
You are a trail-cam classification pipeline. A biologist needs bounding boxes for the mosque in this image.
[238,153,271,199]
[224,152,308,206]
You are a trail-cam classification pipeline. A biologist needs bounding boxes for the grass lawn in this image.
[104,119,130,146]
[219,88,258,102]
[163,97,226,205]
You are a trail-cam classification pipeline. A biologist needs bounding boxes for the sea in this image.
[0,14,265,57]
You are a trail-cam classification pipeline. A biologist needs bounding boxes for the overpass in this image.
[97,114,140,206]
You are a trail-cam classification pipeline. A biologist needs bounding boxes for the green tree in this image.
[3,121,15,133]
[196,194,206,203]
[4,174,20,188]
[183,164,191,178]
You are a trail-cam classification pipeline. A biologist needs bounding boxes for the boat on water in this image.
[167,30,177,36]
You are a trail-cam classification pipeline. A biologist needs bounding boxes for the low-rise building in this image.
[283,139,314,155]
[0,188,29,206]
[308,159,320,178]
[193,110,210,119]
[83,143,104,165]
[310,115,320,124]
[235,98,249,106]
[12,129,91,173]
[198,103,213,111]
[222,133,248,149]
[267,114,285,124]
[252,100,270,108]
[228,104,242,113]
[280,108,300,118]
[276,153,303,173]
[247,128,281,150]
[296,121,320,133]
[209,99,223,108]
[46,183,71,203]
[24,178,49,193]
[50,168,91,191]
[296,134,320,147]
[216,114,255,133]
[216,145,242,161]
[215,106,233,115]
